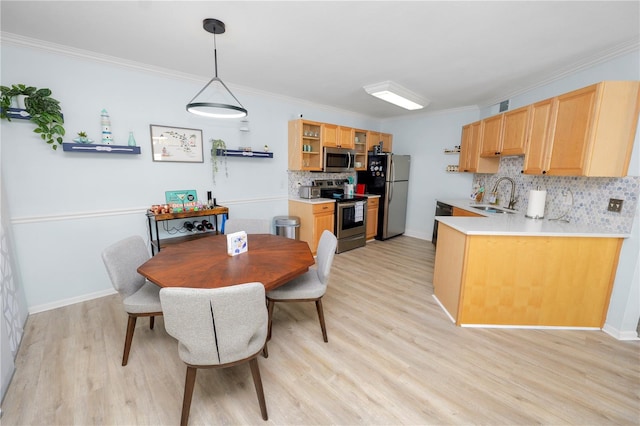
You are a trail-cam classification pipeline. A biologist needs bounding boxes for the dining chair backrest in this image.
[102,235,150,299]
[315,230,337,285]
[225,218,271,234]
[160,283,268,365]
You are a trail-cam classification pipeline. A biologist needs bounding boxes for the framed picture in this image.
[150,125,204,163]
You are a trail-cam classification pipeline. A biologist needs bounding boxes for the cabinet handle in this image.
[495,152,500,155]
[542,170,547,174]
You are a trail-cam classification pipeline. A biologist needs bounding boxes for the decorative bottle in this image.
[127,132,136,146]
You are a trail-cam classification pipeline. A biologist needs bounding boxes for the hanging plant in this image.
[0,84,66,150]
[210,138,228,184]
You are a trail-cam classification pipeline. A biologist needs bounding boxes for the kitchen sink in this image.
[471,205,516,214]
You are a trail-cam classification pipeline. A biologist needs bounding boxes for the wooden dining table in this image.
[137,234,315,292]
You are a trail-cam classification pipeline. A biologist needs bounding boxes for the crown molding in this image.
[0,31,376,121]
[480,38,640,109]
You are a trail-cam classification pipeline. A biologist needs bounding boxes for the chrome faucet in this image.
[490,177,518,210]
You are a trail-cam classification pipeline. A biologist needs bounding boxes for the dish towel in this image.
[355,201,364,222]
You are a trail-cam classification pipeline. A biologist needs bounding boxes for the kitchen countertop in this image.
[436,199,629,238]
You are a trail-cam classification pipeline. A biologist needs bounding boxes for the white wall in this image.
[2,41,639,338]
[380,107,479,240]
[0,43,376,312]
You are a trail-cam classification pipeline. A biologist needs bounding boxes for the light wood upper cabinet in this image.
[480,106,529,158]
[501,105,530,156]
[380,133,393,152]
[366,131,381,152]
[526,81,640,177]
[339,126,354,149]
[289,120,393,170]
[321,123,339,147]
[479,114,504,157]
[323,125,355,149]
[459,121,499,174]
[522,99,555,175]
[288,119,323,171]
[354,129,368,170]
[465,80,640,177]
[366,131,393,152]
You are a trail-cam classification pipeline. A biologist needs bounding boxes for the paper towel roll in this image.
[526,189,546,219]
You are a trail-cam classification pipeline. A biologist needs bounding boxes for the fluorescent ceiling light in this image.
[363,81,428,110]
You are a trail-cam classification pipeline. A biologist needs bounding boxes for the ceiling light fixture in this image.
[186,18,247,119]
[363,81,428,111]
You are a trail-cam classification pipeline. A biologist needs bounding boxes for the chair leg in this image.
[122,315,137,366]
[249,358,268,421]
[266,299,275,341]
[180,366,197,426]
[150,315,155,330]
[315,299,328,342]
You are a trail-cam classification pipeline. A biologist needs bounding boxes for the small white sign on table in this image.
[226,231,248,256]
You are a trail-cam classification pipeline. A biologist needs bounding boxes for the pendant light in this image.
[186,18,248,118]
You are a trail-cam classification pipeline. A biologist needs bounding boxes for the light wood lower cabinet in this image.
[288,200,335,255]
[433,223,621,327]
[452,207,482,217]
[366,197,379,240]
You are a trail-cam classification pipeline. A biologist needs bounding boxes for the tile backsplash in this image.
[474,156,639,233]
[288,171,356,196]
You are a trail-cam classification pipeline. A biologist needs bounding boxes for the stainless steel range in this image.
[314,179,368,253]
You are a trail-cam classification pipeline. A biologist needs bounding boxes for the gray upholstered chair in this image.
[263,230,337,357]
[224,218,272,234]
[160,283,269,425]
[101,235,162,366]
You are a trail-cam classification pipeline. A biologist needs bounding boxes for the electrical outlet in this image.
[608,198,623,213]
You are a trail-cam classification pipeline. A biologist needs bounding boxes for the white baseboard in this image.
[29,288,117,314]
[602,323,640,341]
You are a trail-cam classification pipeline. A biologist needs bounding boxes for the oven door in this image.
[336,200,367,239]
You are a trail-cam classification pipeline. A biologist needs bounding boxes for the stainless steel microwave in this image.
[323,147,356,173]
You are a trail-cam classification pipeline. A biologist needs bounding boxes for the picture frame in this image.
[150,124,204,163]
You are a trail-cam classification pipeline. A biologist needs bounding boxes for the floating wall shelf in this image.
[62,143,141,154]
[2,107,65,121]
[216,149,273,158]
[2,107,32,120]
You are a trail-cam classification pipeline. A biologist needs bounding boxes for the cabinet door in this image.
[546,84,597,176]
[367,131,381,152]
[459,122,478,172]
[501,105,530,156]
[452,207,482,217]
[322,123,339,148]
[354,130,368,170]
[479,114,504,157]
[338,126,354,148]
[380,133,393,152]
[522,99,555,174]
[366,198,379,239]
[312,206,335,254]
[288,119,322,171]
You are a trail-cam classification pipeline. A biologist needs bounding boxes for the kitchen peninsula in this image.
[433,200,627,329]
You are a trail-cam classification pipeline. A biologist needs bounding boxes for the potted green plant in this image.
[0,84,66,150]
[210,138,228,184]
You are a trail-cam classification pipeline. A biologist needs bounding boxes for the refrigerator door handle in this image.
[388,181,393,201]
[390,155,395,182]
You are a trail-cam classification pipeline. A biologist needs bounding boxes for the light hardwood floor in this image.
[2,236,639,425]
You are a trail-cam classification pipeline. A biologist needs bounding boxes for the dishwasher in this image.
[432,201,453,246]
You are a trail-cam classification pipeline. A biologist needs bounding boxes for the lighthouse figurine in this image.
[101,109,113,145]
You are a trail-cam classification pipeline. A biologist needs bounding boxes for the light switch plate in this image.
[608,198,623,213]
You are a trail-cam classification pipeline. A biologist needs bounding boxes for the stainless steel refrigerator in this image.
[357,153,410,240]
